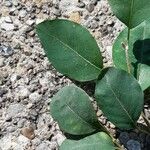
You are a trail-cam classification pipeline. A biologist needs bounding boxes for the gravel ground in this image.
[0,0,150,150]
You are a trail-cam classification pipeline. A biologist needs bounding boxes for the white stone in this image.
[19,87,30,99]
[29,92,42,103]
[0,135,30,150]
[4,16,13,23]
[106,46,112,58]
[55,133,66,146]
[0,57,5,67]
[10,73,18,82]
[1,22,14,31]
[36,18,44,25]
[19,10,27,18]
[26,19,35,26]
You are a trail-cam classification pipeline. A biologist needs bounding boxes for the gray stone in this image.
[29,92,42,103]
[91,0,98,5]
[86,3,95,12]
[0,87,7,97]
[90,20,99,29]
[5,1,12,7]
[127,140,141,150]
[7,126,16,132]
[19,87,30,99]
[53,133,65,146]
[7,103,25,118]
[53,9,61,17]
[36,143,50,150]
[0,46,13,56]
[18,119,26,128]
[0,57,5,67]
[119,132,130,145]
[77,2,85,8]
[10,73,20,82]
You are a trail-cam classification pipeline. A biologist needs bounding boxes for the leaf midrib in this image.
[64,142,109,150]
[105,75,135,125]
[66,103,97,131]
[141,21,146,63]
[37,27,101,71]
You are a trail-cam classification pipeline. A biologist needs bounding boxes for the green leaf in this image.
[113,21,150,90]
[95,67,144,129]
[60,132,115,150]
[51,84,103,135]
[36,19,103,82]
[138,64,150,90]
[108,0,150,28]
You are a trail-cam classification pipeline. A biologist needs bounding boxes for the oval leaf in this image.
[113,21,150,90]
[51,84,103,135]
[108,0,150,28]
[60,132,115,150]
[36,19,102,82]
[95,67,144,129]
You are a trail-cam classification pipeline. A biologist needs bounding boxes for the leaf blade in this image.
[36,19,103,81]
[60,132,115,150]
[95,67,144,129]
[113,21,150,90]
[51,84,103,135]
[108,0,150,28]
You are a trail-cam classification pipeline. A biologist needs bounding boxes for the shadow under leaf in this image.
[133,39,150,66]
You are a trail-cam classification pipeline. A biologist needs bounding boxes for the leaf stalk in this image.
[126,28,131,74]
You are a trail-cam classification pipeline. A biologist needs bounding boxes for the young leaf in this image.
[95,67,144,130]
[113,21,150,90]
[60,132,115,150]
[108,0,150,28]
[51,84,104,135]
[36,19,103,82]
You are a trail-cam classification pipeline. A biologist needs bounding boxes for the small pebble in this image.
[1,23,14,31]
[19,10,27,18]
[0,46,13,56]
[53,9,61,17]
[0,58,5,67]
[86,3,95,13]
[127,140,141,150]
[21,127,35,140]
[4,16,13,23]
[77,2,85,8]
[119,132,130,145]
[5,1,12,7]
[29,92,42,103]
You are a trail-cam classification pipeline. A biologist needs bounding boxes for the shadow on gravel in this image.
[71,80,96,97]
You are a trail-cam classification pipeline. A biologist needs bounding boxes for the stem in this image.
[101,125,123,150]
[126,28,131,74]
[141,112,150,130]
